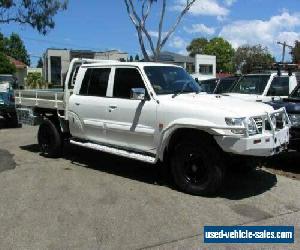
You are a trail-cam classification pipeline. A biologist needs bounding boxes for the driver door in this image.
[105,67,157,152]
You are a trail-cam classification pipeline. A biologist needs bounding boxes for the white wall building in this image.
[192,55,217,81]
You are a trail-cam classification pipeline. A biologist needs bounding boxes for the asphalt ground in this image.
[0,117,299,249]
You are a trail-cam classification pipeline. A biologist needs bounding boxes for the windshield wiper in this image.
[172,81,198,98]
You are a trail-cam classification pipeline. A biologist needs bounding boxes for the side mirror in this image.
[130,88,146,100]
[195,78,199,83]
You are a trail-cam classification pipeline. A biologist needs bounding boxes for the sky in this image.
[1,0,300,66]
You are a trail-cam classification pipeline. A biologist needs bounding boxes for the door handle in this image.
[75,102,80,106]
[108,105,117,112]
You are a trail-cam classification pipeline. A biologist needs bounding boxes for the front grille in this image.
[253,117,263,133]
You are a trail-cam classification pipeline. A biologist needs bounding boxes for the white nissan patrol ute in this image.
[15,59,290,196]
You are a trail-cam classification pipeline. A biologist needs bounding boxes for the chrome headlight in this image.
[225,117,245,126]
[225,117,258,135]
[289,114,300,127]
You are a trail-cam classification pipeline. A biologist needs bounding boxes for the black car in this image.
[199,76,239,94]
[268,84,300,151]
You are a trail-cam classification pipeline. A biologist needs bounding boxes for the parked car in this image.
[200,76,239,94]
[0,75,20,126]
[225,72,298,102]
[190,73,215,82]
[268,84,300,151]
[15,59,290,196]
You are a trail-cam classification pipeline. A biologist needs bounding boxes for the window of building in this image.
[79,68,111,97]
[267,76,289,96]
[199,64,213,75]
[113,68,145,98]
[50,56,61,85]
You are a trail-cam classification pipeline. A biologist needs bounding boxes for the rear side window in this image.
[79,68,111,96]
[267,77,289,96]
[113,68,145,98]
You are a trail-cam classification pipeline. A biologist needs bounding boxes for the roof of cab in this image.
[81,61,182,68]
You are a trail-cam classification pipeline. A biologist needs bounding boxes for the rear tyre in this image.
[38,118,62,158]
[170,134,225,196]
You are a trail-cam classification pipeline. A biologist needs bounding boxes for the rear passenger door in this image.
[105,67,157,152]
[69,67,112,143]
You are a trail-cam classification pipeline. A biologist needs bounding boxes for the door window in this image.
[113,68,145,98]
[267,76,289,96]
[79,68,111,96]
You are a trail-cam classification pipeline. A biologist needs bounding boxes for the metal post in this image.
[277,41,293,63]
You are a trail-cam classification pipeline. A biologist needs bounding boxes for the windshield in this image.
[144,66,201,95]
[215,78,238,94]
[200,79,217,93]
[290,85,300,98]
[231,75,270,95]
[0,75,14,83]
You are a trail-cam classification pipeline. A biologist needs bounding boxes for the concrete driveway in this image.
[0,124,299,249]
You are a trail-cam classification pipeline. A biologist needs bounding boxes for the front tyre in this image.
[170,136,225,196]
[38,119,62,158]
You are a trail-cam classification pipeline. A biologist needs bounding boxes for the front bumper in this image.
[215,127,290,157]
[215,108,291,157]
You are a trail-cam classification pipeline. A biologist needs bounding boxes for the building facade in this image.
[152,51,195,73]
[152,52,216,79]
[43,49,128,85]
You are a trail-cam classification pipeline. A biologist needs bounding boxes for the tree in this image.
[0,0,68,34]
[0,52,16,74]
[291,40,300,64]
[234,45,275,74]
[135,54,140,61]
[129,55,134,62]
[187,38,208,57]
[187,37,235,72]
[5,33,30,65]
[0,32,5,51]
[124,0,197,61]
[37,57,43,68]
[202,37,235,73]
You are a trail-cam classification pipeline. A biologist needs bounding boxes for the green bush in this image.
[25,72,48,89]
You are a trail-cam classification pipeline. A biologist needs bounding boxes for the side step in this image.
[70,140,157,164]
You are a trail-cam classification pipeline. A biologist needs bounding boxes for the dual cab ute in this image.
[225,72,298,103]
[16,59,290,196]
